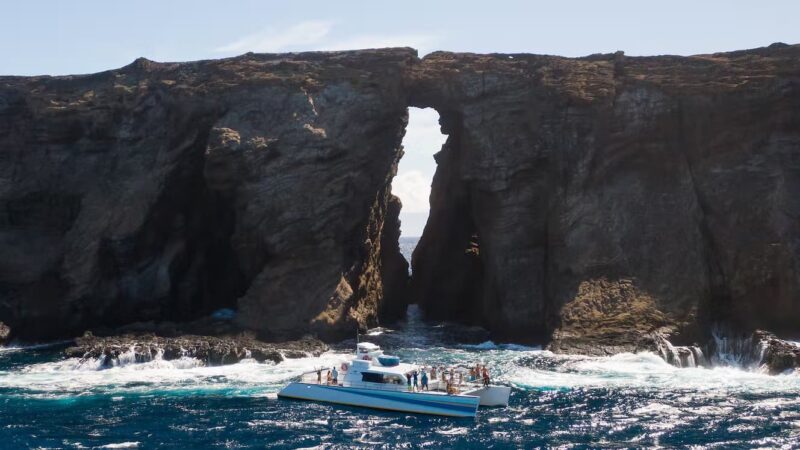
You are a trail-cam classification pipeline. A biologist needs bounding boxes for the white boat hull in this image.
[461,385,511,406]
[278,382,480,417]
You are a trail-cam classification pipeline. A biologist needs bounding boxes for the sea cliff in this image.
[2,44,800,371]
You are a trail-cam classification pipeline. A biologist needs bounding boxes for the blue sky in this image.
[2,1,798,235]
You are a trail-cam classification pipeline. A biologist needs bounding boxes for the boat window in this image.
[385,375,405,385]
[361,372,384,383]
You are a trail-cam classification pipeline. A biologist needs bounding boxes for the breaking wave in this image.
[2,306,799,447]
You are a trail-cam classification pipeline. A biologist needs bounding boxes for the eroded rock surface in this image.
[759,333,800,375]
[0,50,413,341]
[2,44,800,358]
[0,322,9,345]
[409,44,800,353]
[64,333,327,366]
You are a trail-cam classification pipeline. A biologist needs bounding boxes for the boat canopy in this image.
[357,342,381,353]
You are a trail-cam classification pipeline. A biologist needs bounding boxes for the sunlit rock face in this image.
[409,44,800,352]
[2,44,800,355]
[0,50,413,341]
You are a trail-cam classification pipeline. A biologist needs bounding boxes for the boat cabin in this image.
[344,358,414,391]
[344,343,416,391]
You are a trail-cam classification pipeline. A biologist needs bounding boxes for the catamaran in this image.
[278,342,511,417]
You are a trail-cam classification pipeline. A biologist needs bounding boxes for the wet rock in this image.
[64,332,327,366]
[753,331,800,375]
[0,322,10,345]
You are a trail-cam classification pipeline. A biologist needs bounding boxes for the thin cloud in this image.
[215,21,439,54]
[392,170,431,214]
[215,20,334,53]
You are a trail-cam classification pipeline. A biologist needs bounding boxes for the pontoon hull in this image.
[278,383,480,417]
[462,385,511,406]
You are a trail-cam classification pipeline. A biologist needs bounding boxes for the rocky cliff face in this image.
[0,50,413,341]
[2,44,800,358]
[409,43,800,353]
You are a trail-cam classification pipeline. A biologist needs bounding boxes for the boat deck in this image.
[300,370,485,395]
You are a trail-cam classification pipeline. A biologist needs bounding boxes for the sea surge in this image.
[1,310,799,448]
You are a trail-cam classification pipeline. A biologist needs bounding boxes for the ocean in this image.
[1,238,798,448]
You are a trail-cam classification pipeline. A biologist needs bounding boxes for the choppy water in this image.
[2,306,800,449]
[399,236,418,274]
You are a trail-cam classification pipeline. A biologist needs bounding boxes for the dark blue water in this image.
[2,307,800,449]
[2,241,799,448]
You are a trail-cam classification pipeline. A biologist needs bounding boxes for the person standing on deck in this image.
[482,367,490,387]
[421,369,429,391]
[316,368,322,384]
[412,370,418,391]
[331,366,338,385]
[405,372,412,391]
[326,370,332,385]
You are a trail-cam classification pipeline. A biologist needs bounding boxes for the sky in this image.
[2,0,798,235]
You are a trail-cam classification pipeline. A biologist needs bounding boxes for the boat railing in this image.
[341,380,410,392]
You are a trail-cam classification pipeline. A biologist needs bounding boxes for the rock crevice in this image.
[408,45,800,353]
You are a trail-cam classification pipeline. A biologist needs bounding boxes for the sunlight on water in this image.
[1,303,799,448]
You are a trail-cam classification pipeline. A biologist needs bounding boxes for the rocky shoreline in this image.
[0,322,9,346]
[549,322,800,375]
[64,332,328,367]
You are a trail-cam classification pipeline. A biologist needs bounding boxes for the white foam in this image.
[507,351,800,394]
[99,443,140,448]
[0,340,72,353]
[0,350,351,399]
[464,340,499,350]
[461,340,541,351]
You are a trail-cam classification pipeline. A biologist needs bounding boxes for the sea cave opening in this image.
[393,107,447,272]
[391,104,487,326]
[388,106,485,326]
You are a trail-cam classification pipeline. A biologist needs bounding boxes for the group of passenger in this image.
[403,364,492,394]
[315,366,339,385]
[404,369,430,392]
[314,363,491,392]
[470,363,491,387]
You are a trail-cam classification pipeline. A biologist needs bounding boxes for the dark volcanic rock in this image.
[0,50,413,342]
[64,333,327,366]
[409,45,800,352]
[3,44,800,359]
[0,321,9,345]
[750,330,800,375]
